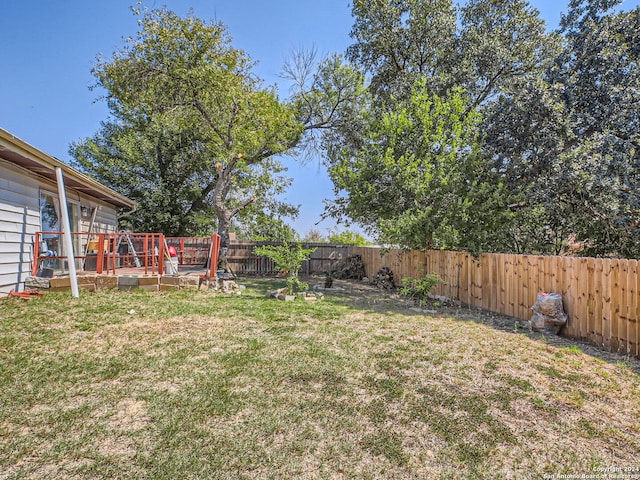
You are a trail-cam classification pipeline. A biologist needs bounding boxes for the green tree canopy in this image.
[326,229,370,246]
[484,0,640,256]
[71,7,303,264]
[315,0,555,253]
[328,80,510,253]
[320,0,640,258]
[346,0,555,108]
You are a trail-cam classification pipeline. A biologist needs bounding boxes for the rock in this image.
[25,276,51,289]
[312,284,343,291]
[213,278,243,295]
[267,287,288,298]
[301,291,323,301]
[267,287,296,301]
[276,293,296,301]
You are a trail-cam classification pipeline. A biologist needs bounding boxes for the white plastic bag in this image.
[530,292,567,334]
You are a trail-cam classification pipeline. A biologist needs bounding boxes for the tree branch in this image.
[230,196,256,219]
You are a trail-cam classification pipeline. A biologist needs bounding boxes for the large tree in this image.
[347,0,457,103]
[72,118,297,238]
[328,80,510,253]
[321,0,554,252]
[346,0,555,108]
[326,0,640,257]
[71,7,303,264]
[484,0,640,256]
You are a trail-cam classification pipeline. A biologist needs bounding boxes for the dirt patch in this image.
[108,398,150,433]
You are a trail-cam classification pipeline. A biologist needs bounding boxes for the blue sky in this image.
[1,0,638,238]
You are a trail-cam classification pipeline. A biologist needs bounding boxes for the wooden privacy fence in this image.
[226,242,351,276]
[225,242,639,357]
[349,247,640,359]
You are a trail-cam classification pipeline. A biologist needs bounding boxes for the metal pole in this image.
[55,167,79,298]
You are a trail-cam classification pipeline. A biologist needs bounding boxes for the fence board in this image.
[593,259,604,347]
[571,257,579,337]
[558,257,569,332]
[610,259,621,352]
[564,257,574,338]
[508,255,517,317]
[457,253,467,304]
[577,257,589,340]
[586,258,596,345]
[629,260,637,357]
[630,260,639,357]
[518,256,529,320]
[549,256,560,299]
[440,250,452,299]
[470,257,477,306]
[528,256,539,318]
[497,254,506,315]
[618,260,630,354]
[468,256,476,304]
[488,254,498,312]
[541,255,551,294]
[598,258,607,349]
[633,260,640,357]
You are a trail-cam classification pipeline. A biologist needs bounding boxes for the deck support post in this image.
[55,167,79,298]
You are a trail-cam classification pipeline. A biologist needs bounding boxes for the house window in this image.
[39,191,81,267]
[40,192,60,233]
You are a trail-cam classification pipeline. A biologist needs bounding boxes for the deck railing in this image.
[32,232,221,278]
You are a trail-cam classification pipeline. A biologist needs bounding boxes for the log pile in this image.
[332,254,366,280]
[372,267,395,290]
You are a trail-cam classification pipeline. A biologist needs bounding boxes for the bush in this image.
[253,242,316,294]
[286,276,309,295]
[399,273,446,307]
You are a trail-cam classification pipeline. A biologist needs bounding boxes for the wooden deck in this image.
[26,265,210,293]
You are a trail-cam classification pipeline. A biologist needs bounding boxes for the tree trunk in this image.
[217,214,231,272]
[426,232,433,251]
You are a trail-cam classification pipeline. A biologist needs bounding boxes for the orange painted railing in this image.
[32,232,221,279]
[166,234,221,279]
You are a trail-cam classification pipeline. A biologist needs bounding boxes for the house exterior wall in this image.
[0,161,40,293]
[0,159,119,293]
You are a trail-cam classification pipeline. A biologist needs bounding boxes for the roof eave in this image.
[0,128,136,209]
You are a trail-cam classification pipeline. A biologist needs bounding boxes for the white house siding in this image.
[80,204,118,234]
[74,201,119,257]
[0,161,40,292]
[0,159,120,293]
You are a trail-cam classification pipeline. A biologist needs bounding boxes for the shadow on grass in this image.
[238,275,640,375]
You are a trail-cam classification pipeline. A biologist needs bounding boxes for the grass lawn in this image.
[1,278,639,479]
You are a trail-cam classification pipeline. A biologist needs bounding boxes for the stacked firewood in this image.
[372,267,395,290]
[332,254,366,280]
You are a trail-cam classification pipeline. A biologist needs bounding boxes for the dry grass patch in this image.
[0,279,638,479]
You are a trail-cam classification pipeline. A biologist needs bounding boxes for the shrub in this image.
[253,242,316,294]
[399,273,446,307]
[286,276,309,295]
